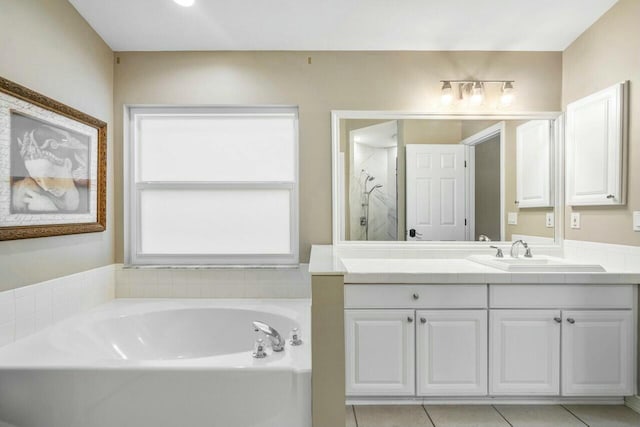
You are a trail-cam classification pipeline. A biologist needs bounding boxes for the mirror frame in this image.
[331,110,565,249]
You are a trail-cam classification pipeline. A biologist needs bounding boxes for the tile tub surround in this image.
[346,404,640,427]
[0,265,115,348]
[114,264,311,298]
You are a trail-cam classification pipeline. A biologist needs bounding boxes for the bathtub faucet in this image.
[252,321,285,352]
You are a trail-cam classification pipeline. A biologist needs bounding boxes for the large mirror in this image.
[333,113,562,244]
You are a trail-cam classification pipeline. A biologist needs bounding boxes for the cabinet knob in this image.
[407,317,414,323]
[607,194,615,199]
[420,318,427,324]
[412,293,419,300]
[567,318,575,324]
[553,317,561,323]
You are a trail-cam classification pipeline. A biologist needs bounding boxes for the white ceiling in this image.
[69,0,618,52]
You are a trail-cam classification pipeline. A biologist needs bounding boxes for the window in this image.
[125,106,298,265]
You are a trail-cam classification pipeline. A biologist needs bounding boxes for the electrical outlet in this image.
[508,212,518,225]
[571,212,581,229]
[545,212,554,228]
[633,211,640,231]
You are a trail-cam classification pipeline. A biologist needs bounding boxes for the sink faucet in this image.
[510,240,532,258]
[253,321,285,352]
[490,245,504,258]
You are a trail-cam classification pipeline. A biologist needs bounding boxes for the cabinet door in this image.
[345,309,415,396]
[516,120,553,208]
[417,310,487,396]
[562,310,634,396]
[490,310,560,395]
[566,82,628,206]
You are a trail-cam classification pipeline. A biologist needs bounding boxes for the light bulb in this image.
[173,0,195,6]
[470,82,484,106]
[500,81,515,106]
[440,81,454,106]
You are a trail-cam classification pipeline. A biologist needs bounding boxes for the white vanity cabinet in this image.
[490,310,561,395]
[344,309,415,396]
[490,285,635,397]
[562,310,634,396]
[417,310,487,396]
[345,284,488,398]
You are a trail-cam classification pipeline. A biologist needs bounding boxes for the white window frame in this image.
[124,105,299,266]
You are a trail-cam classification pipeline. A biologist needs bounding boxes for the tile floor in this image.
[346,404,640,427]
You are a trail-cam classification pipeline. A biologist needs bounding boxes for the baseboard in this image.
[347,396,625,406]
[625,395,640,414]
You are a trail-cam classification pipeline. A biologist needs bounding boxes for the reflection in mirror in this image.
[338,117,557,243]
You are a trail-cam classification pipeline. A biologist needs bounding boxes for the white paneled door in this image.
[417,310,488,396]
[562,310,634,396]
[406,144,466,241]
[345,309,415,396]
[490,310,561,396]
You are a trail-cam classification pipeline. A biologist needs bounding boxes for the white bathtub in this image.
[0,299,311,427]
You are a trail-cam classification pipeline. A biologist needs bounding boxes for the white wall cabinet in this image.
[417,310,487,396]
[490,310,560,395]
[562,310,634,396]
[566,82,628,206]
[516,120,553,208]
[345,309,415,396]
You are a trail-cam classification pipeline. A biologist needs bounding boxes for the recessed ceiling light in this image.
[173,0,195,7]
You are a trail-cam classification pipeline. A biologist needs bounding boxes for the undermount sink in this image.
[468,255,605,272]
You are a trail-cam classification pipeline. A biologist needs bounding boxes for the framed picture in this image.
[0,76,107,240]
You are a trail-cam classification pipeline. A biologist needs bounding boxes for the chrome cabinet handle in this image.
[407,317,414,323]
[412,293,420,300]
[553,317,562,323]
[420,318,427,324]
[607,194,615,199]
[567,318,575,324]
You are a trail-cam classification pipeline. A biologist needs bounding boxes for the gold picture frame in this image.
[0,76,107,240]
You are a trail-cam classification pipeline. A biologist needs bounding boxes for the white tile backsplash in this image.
[0,265,115,348]
[564,240,640,273]
[114,264,311,299]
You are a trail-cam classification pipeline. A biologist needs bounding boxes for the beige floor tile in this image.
[346,406,358,427]
[425,405,510,427]
[494,405,586,427]
[354,405,434,427]
[564,405,640,427]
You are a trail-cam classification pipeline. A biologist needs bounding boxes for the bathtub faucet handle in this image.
[252,338,267,359]
[252,320,285,352]
[289,327,303,346]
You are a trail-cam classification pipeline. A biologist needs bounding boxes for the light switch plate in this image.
[571,212,581,229]
[634,211,640,231]
[508,212,518,225]
[545,212,555,228]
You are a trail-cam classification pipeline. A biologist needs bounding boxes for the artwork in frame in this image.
[0,76,107,240]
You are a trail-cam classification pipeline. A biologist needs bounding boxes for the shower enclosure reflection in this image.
[347,121,398,241]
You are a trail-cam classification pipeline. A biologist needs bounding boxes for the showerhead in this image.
[361,169,375,181]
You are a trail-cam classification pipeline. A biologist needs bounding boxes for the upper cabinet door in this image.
[516,120,553,208]
[566,82,629,206]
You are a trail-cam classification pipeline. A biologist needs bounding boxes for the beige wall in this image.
[563,0,640,246]
[0,0,114,291]
[114,52,561,261]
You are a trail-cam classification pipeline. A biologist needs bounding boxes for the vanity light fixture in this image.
[173,0,195,6]
[440,80,515,107]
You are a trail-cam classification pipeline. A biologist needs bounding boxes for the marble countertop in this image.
[308,245,640,284]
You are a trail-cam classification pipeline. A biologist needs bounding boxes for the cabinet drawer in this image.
[345,284,487,309]
[490,285,633,309]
